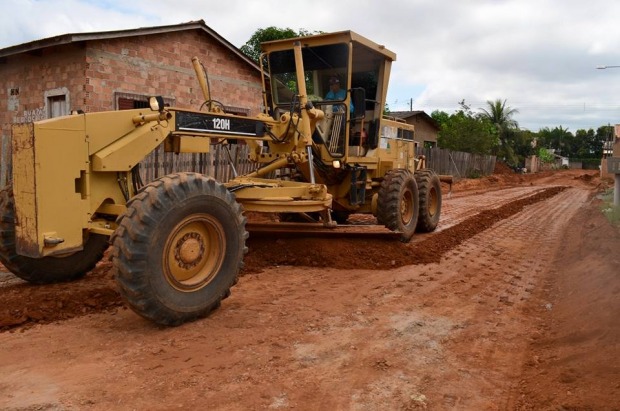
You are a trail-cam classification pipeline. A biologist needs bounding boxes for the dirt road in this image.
[0,169,618,410]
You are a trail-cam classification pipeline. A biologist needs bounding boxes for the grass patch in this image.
[599,189,620,226]
[466,169,483,179]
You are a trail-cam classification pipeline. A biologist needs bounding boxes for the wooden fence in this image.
[0,142,495,188]
[140,146,495,183]
[416,147,496,179]
[138,143,255,184]
[0,141,256,188]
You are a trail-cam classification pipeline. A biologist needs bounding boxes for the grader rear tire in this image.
[111,172,248,326]
[377,169,419,242]
[0,186,108,284]
[415,169,442,233]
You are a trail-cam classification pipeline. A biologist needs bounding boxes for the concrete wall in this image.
[525,155,540,173]
[569,161,583,170]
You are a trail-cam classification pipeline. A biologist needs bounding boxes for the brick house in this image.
[390,111,440,147]
[0,20,263,184]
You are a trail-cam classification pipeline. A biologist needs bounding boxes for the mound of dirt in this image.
[243,186,566,271]
[0,259,124,332]
[451,168,604,194]
[494,161,515,175]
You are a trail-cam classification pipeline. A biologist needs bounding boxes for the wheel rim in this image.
[400,188,415,225]
[163,214,226,292]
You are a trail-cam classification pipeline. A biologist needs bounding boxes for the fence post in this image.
[448,153,462,179]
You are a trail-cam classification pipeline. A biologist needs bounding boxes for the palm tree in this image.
[480,99,519,164]
[480,99,518,129]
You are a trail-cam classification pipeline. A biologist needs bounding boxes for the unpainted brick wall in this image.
[83,30,262,113]
[0,29,263,186]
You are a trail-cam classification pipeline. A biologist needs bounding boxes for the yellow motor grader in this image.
[0,31,443,325]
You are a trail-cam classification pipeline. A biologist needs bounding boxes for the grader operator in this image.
[0,31,443,325]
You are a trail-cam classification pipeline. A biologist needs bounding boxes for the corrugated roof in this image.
[0,20,260,72]
[390,110,425,119]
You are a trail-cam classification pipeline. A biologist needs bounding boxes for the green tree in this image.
[479,99,519,165]
[592,125,612,158]
[433,101,497,155]
[430,110,449,128]
[511,129,537,163]
[538,126,573,157]
[240,27,319,62]
[574,129,596,158]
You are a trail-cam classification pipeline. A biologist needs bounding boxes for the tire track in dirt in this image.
[511,197,620,410]
[0,186,566,332]
[221,187,587,410]
[0,185,600,410]
[344,187,589,409]
[439,185,547,230]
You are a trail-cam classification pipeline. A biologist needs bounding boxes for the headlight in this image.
[149,96,165,112]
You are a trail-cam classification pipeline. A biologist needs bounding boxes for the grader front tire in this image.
[0,186,108,284]
[377,169,420,242]
[111,172,247,326]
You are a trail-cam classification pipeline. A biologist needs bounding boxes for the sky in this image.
[2,0,620,133]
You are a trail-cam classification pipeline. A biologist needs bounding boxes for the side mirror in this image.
[350,88,366,119]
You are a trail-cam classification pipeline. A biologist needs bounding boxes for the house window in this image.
[48,95,67,117]
[8,87,19,111]
[45,87,70,118]
[115,92,175,110]
[114,92,250,116]
[222,106,250,116]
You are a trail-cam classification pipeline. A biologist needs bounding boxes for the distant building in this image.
[601,124,620,179]
[388,111,440,148]
[603,140,614,158]
[0,20,263,185]
[608,125,620,158]
[547,149,570,168]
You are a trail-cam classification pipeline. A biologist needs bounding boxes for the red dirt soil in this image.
[0,168,618,410]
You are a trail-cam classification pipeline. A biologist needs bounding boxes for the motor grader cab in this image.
[259,32,442,229]
[0,31,442,326]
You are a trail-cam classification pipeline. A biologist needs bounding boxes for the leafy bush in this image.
[538,147,554,163]
[467,169,483,179]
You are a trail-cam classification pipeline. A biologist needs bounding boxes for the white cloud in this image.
[2,0,620,131]
[0,0,157,47]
